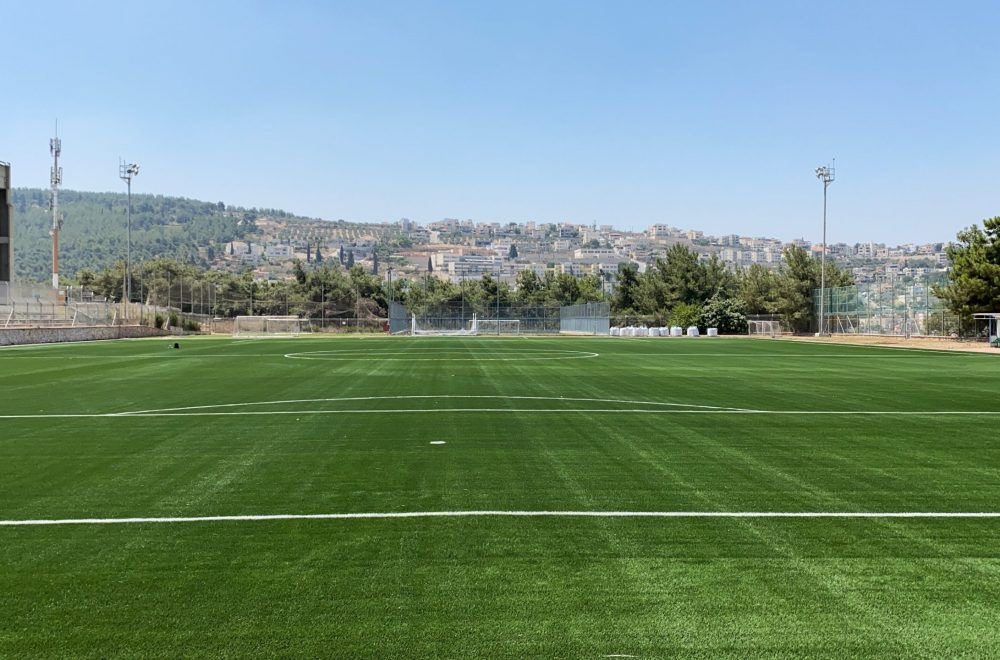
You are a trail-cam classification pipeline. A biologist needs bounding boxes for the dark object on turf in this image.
[174,342,180,349]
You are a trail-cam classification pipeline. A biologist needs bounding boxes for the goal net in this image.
[233,315,303,337]
[748,319,780,338]
[411,314,479,336]
[476,319,521,336]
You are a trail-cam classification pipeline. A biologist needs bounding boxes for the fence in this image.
[559,302,611,335]
[392,301,585,335]
[813,281,961,337]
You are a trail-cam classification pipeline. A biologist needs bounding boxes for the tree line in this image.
[72,242,853,333]
[933,216,1000,331]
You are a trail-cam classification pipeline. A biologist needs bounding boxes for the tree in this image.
[773,245,853,333]
[315,245,323,264]
[613,262,640,314]
[700,293,748,334]
[76,268,97,289]
[372,251,379,275]
[934,217,1000,316]
[738,264,780,315]
[669,302,702,328]
[339,245,345,265]
[427,256,433,273]
[658,244,711,306]
[346,250,355,268]
[508,244,518,259]
[549,274,581,306]
[514,269,543,304]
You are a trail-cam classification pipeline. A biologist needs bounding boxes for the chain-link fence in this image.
[813,281,963,337]
[560,302,610,335]
[390,301,569,335]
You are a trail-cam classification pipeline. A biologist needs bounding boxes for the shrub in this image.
[700,294,748,334]
[153,314,165,329]
[668,302,702,329]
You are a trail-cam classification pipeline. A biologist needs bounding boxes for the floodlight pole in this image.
[496,258,502,336]
[815,161,835,336]
[119,160,139,314]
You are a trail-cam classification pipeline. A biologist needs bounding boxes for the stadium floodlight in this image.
[119,160,140,314]
[815,161,835,336]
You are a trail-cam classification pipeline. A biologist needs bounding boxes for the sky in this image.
[2,0,998,245]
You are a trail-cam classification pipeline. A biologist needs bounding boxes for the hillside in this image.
[10,189,400,282]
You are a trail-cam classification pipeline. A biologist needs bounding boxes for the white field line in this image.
[2,510,999,526]
[1,351,596,360]
[120,395,745,415]
[2,352,986,360]
[0,354,285,360]
[284,350,599,361]
[3,410,1000,419]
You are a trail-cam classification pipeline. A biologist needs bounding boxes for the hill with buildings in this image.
[10,188,950,289]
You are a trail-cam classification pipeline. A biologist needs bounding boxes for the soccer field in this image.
[1,335,999,657]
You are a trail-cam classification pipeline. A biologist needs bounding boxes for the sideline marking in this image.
[284,348,599,361]
[119,395,744,416]
[4,410,1000,419]
[2,510,999,526]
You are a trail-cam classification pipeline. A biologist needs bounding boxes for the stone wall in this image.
[0,325,168,346]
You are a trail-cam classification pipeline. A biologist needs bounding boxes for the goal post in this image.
[411,313,479,336]
[747,319,780,338]
[476,319,521,336]
[233,315,304,337]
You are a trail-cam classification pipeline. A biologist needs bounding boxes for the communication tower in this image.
[50,123,64,290]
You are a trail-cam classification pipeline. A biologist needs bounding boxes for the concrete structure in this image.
[573,247,616,259]
[0,162,12,286]
[264,243,293,259]
[0,325,167,347]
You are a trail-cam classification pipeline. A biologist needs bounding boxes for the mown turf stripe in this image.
[5,409,1000,419]
[3,511,1000,526]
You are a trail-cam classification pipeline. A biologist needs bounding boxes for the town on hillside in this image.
[226,215,951,289]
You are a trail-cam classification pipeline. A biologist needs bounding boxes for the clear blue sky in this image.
[3,0,997,244]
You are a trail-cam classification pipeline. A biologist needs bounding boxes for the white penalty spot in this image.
[430,441,446,445]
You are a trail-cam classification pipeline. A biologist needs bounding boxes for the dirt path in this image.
[776,334,999,354]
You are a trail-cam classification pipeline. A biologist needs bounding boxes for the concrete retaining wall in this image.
[0,325,168,346]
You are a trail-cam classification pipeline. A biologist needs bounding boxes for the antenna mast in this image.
[49,122,63,290]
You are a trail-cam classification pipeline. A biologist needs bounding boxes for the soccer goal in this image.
[748,319,781,338]
[411,314,479,336]
[233,315,304,337]
[476,319,521,336]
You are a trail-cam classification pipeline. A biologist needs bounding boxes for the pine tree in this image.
[347,250,355,268]
[373,251,379,275]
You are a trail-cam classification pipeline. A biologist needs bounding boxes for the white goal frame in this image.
[475,319,521,336]
[233,315,304,337]
[747,319,781,338]
[411,314,479,336]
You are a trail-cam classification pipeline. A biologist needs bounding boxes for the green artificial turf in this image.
[1,335,999,657]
